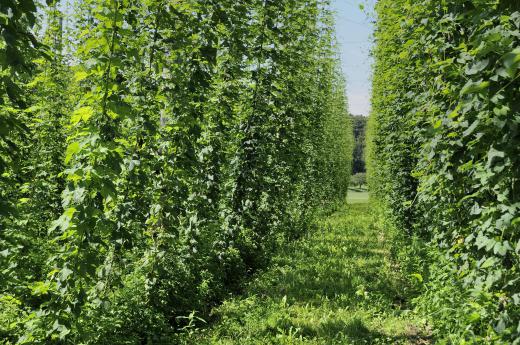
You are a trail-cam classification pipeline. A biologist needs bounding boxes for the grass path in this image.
[177,201,430,344]
[346,188,369,204]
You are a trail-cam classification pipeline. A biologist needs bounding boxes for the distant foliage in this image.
[368,0,520,342]
[350,173,366,189]
[351,115,367,174]
[0,0,353,343]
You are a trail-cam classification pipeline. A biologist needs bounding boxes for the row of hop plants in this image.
[368,0,520,343]
[0,0,353,343]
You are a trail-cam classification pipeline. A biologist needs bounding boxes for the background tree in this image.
[351,114,367,174]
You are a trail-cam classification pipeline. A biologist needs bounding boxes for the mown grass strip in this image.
[176,203,431,344]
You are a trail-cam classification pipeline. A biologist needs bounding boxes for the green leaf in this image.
[50,207,76,232]
[59,267,73,281]
[494,242,509,256]
[480,257,494,269]
[410,273,423,283]
[465,59,489,75]
[463,120,479,137]
[468,312,481,322]
[29,281,50,296]
[65,142,81,164]
[71,106,94,125]
[74,71,89,82]
[460,80,490,95]
[502,47,520,78]
[487,147,505,167]
[0,13,9,26]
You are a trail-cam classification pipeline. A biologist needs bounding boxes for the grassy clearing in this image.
[176,203,430,344]
[347,189,369,204]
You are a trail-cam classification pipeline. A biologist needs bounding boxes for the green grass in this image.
[175,203,430,344]
[347,189,369,204]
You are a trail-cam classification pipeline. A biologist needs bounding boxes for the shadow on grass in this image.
[349,187,368,192]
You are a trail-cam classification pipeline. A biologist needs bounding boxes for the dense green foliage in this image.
[0,0,45,217]
[0,1,353,343]
[368,0,520,342]
[351,115,367,174]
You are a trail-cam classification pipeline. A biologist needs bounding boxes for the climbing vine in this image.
[0,0,353,343]
[368,0,520,342]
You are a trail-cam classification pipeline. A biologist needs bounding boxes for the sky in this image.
[332,0,375,116]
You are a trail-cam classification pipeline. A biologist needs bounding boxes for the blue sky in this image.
[332,0,375,116]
